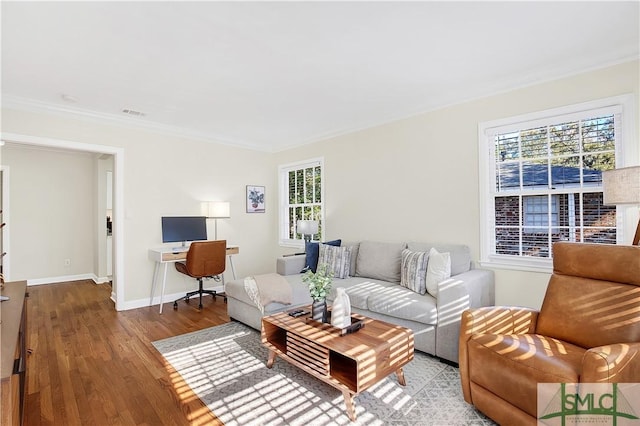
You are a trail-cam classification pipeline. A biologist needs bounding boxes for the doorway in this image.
[1,169,4,276]
[0,132,125,310]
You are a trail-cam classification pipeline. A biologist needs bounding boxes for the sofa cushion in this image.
[304,239,341,272]
[468,333,584,418]
[400,249,428,294]
[425,247,451,297]
[355,241,406,282]
[367,284,438,325]
[319,244,351,279]
[328,278,396,310]
[407,242,471,276]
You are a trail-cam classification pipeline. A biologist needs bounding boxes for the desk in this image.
[149,245,239,314]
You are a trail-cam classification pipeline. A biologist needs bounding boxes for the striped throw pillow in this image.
[318,244,352,279]
[400,249,428,295]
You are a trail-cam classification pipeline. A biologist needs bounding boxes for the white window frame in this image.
[478,94,637,272]
[278,157,325,248]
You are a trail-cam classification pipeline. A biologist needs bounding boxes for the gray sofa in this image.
[225,240,494,364]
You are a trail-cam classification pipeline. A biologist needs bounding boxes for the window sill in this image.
[480,256,552,274]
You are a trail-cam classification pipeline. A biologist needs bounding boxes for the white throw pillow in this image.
[425,247,451,297]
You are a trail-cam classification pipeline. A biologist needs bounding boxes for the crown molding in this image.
[1,95,272,152]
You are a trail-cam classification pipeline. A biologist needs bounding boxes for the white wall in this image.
[1,60,638,310]
[274,60,640,309]
[0,109,276,308]
[2,145,96,281]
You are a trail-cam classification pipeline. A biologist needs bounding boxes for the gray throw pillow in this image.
[355,241,406,282]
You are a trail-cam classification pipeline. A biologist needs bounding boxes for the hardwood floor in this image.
[24,280,231,425]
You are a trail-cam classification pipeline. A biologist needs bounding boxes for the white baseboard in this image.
[27,273,99,286]
[27,273,112,286]
[121,285,224,311]
[94,275,112,284]
[25,275,223,313]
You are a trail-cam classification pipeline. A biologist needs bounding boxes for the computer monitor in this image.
[161,216,207,247]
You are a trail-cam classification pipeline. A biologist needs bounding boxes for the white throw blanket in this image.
[244,273,293,313]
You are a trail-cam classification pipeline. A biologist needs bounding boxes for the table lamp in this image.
[207,201,230,240]
[602,166,640,245]
[297,220,319,242]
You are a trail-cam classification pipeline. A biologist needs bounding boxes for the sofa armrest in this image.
[437,269,495,313]
[434,268,495,362]
[582,342,640,383]
[276,254,306,276]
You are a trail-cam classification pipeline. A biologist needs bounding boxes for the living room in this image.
[1,1,639,425]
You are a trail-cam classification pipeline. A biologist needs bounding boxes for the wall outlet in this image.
[64,259,71,266]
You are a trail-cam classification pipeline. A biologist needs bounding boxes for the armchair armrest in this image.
[582,342,640,383]
[276,254,306,276]
[458,306,539,403]
[460,306,539,338]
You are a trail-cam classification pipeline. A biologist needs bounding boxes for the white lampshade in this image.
[603,166,640,205]
[207,201,231,218]
[297,220,319,235]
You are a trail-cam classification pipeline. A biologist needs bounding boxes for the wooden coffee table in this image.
[261,308,414,421]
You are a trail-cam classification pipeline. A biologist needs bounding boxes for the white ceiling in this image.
[2,1,639,152]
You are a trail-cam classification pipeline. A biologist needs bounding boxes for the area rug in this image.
[152,321,495,425]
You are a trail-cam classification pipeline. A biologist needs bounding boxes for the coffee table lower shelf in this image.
[261,309,414,421]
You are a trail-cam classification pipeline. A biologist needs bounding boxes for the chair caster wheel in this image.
[173,302,178,310]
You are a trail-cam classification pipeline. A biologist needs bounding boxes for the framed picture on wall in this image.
[246,185,265,213]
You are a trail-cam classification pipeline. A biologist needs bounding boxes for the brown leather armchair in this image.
[459,242,640,425]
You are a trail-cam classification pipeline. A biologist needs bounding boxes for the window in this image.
[479,95,634,270]
[279,158,324,246]
[523,195,559,232]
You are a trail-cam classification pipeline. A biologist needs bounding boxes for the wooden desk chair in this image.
[173,240,226,310]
